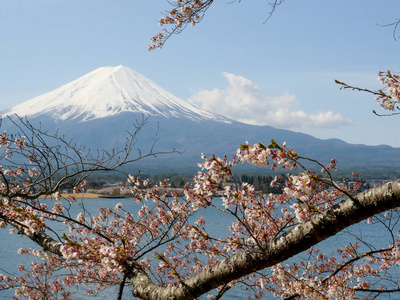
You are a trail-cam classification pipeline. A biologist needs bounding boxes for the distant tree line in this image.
[240,174,285,193]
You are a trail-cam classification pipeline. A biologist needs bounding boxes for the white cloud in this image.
[188,72,352,130]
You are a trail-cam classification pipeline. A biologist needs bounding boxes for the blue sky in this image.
[0,0,399,146]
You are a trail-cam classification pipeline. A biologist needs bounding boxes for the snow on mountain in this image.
[2,65,229,122]
[1,66,400,173]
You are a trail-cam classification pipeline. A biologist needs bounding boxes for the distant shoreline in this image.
[38,188,260,199]
[39,193,105,199]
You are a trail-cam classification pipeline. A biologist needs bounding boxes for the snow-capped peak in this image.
[2,65,229,122]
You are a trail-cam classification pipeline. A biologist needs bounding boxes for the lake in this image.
[0,197,398,299]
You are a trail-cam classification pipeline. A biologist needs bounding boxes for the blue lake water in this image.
[0,197,399,299]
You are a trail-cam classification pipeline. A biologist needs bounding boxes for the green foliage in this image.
[240,174,286,193]
[151,173,193,188]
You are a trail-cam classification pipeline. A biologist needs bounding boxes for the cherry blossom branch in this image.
[295,154,356,200]
[131,180,400,299]
[212,284,231,300]
[354,287,400,293]
[148,0,287,50]
[336,71,400,113]
[148,0,214,51]
[1,209,64,256]
[0,115,177,200]
[377,18,400,41]
[3,115,400,299]
[373,109,400,116]
[263,0,286,24]
[323,247,393,284]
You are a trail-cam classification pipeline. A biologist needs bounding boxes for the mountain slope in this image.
[2,66,400,174]
[3,65,228,122]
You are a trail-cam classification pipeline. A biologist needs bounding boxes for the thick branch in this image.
[1,205,64,257]
[30,231,63,256]
[131,180,400,299]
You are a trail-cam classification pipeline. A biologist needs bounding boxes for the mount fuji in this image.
[2,66,400,174]
[4,65,228,123]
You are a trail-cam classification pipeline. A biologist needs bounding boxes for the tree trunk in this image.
[131,180,400,299]
[7,180,400,300]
